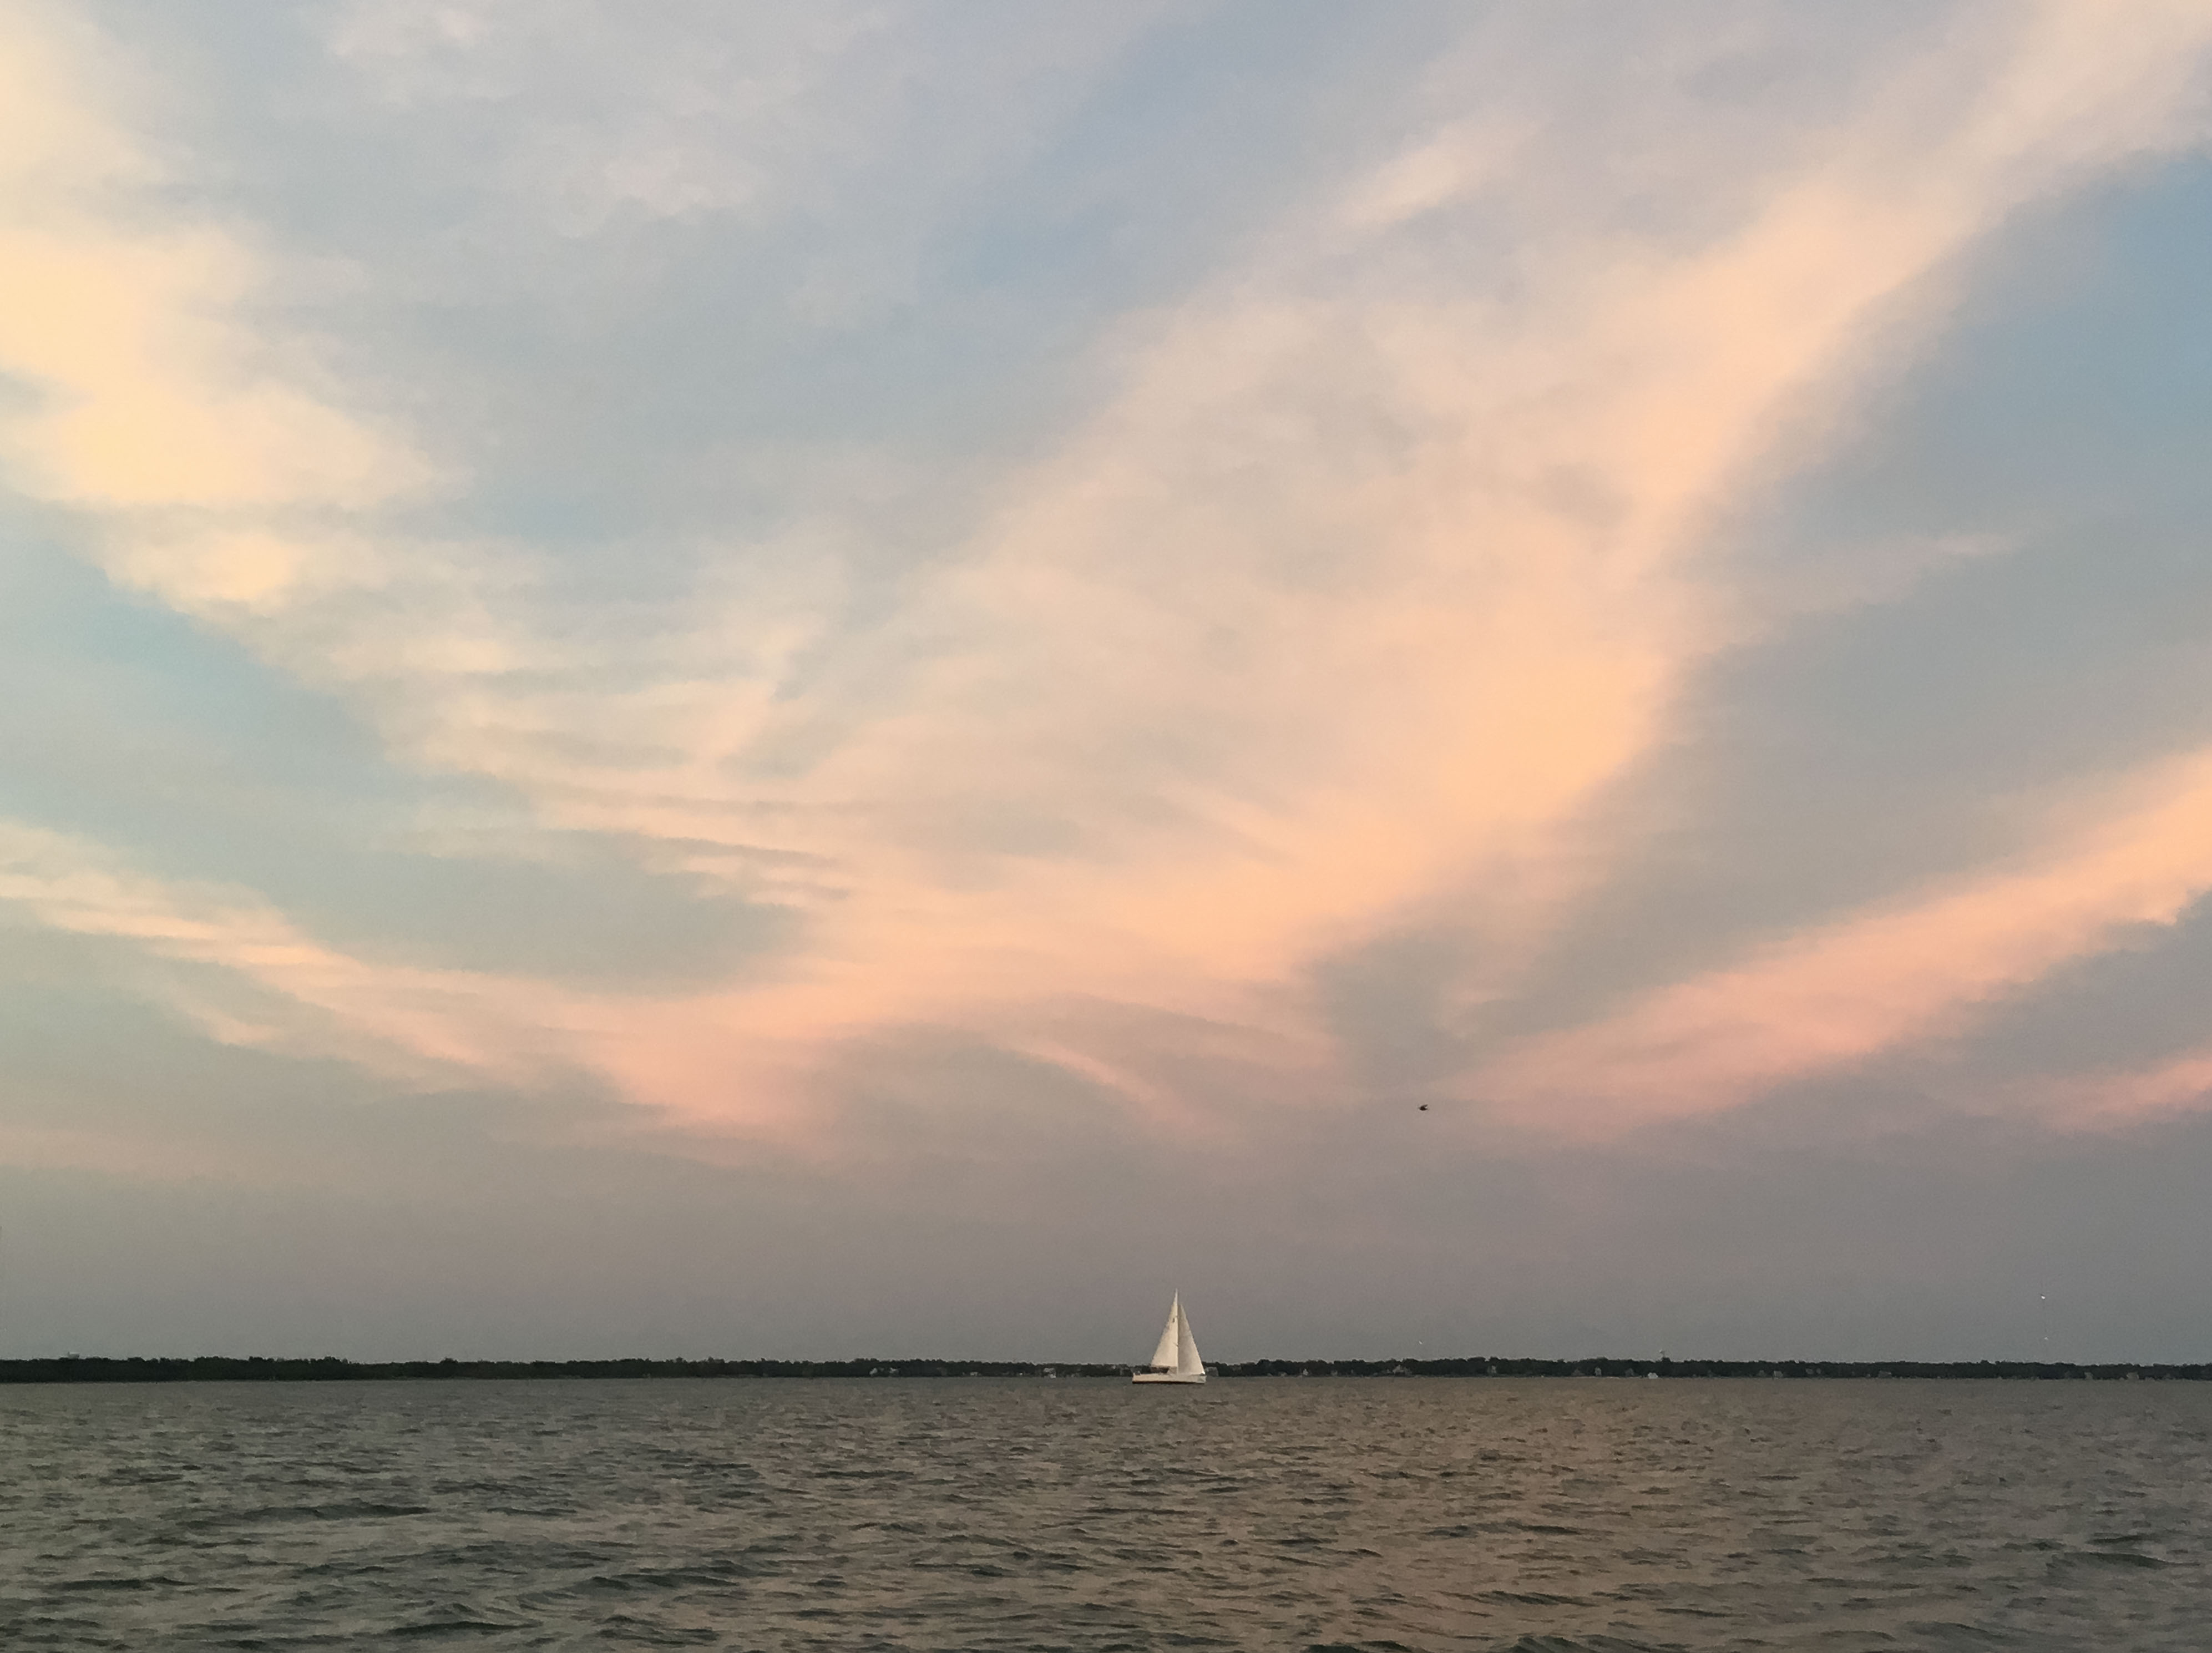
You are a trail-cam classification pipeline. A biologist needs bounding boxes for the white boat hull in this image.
[1131,1370,1207,1384]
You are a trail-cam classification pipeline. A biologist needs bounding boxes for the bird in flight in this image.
[1417,1104,1429,1111]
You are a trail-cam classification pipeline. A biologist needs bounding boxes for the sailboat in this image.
[1131,1292,1207,1384]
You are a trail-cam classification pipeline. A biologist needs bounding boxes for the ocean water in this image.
[3,1377,2209,1651]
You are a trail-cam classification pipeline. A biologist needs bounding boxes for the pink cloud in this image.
[0,822,586,1088]
[1474,749,2212,1134]
[7,0,2212,1159]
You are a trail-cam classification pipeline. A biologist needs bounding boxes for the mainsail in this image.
[1173,1297,1205,1377]
[1150,1296,1182,1371]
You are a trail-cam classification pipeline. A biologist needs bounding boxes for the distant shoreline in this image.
[2,1356,2204,1384]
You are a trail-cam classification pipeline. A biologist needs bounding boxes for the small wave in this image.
[2052,1549,2170,1570]
[1899,1622,2012,1647]
[386,1617,528,1640]
[195,1500,433,1527]
[52,1576,189,1592]
[591,1614,719,1646]
[579,1562,750,1593]
[1489,1520,1586,1536]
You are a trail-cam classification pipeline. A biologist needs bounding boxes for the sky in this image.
[4,0,2212,1363]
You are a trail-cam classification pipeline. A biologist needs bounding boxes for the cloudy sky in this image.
[5,0,2212,1363]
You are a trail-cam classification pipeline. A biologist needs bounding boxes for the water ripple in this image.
[4,1378,2212,1649]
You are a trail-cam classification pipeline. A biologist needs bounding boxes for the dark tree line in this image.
[2,1354,2202,1383]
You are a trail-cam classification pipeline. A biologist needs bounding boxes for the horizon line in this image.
[3,1354,2204,1383]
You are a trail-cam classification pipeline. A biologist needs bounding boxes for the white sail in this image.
[1148,1294,1182,1370]
[1133,1291,1207,1383]
[1174,1298,1205,1377]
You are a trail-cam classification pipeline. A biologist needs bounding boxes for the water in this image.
[4,1377,2210,1651]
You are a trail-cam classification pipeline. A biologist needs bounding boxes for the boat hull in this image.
[1131,1371,1206,1384]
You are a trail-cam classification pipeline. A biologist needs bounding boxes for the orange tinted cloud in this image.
[0,80,422,516]
[0,821,576,1084]
[2019,1048,2212,1130]
[1475,749,2212,1134]
[8,1,2212,1152]
[573,0,2212,1124]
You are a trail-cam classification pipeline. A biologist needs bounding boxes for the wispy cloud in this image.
[5,0,2212,1162]
[594,0,2212,1130]
[2016,1044,2212,1130]
[0,12,427,518]
[1476,746,2212,1133]
[0,818,571,1081]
